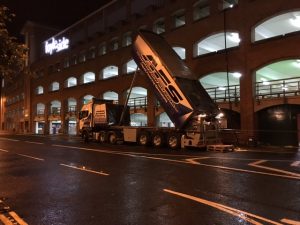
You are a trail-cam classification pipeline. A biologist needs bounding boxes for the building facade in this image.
[2,0,300,146]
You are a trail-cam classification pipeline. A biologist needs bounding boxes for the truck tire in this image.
[138,131,150,146]
[152,132,165,148]
[167,133,180,149]
[108,132,117,144]
[99,131,107,143]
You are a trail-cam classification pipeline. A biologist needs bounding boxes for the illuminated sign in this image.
[45,37,69,55]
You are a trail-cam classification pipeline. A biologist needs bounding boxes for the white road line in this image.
[9,211,28,225]
[60,163,109,176]
[24,141,43,145]
[53,144,300,180]
[0,148,9,153]
[249,160,300,178]
[281,218,300,225]
[0,138,19,142]
[164,189,283,225]
[291,161,300,167]
[17,153,44,161]
[185,157,210,165]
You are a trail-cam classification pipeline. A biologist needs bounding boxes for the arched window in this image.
[172,47,186,60]
[157,112,174,127]
[194,32,240,56]
[50,100,61,115]
[82,95,94,104]
[35,86,44,95]
[153,18,165,34]
[103,91,118,101]
[81,72,95,84]
[50,82,59,92]
[130,113,147,127]
[36,103,45,115]
[100,66,118,79]
[65,77,77,88]
[125,59,137,74]
[253,11,300,42]
[68,98,77,112]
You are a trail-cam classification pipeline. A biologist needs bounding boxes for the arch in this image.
[81,72,95,84]
[157,112,174,127]
[36,103,45,115]
[194,31,241,56]
[130,113,147,127]
[82,94,94,104]
[124,59,137,74]
[49,81,59,92]
[35,86,44,95]
[67,97,77,112]
[255,59,300,99]
[153,17,165,34]
[103,91,118,101]
[199,71,241,102]
[172,46,186,60]
[126,86,148,107]
[50,100,61,115]
[100,65,119,80]
[65,77,77,88]
[253,10,300,42]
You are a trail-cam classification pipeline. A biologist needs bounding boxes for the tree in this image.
[0,5,27,130]
[0,5,27,90]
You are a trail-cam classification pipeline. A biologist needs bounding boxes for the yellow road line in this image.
[9,211,28,225]
[164,189,283,225]
[281,218,300,225]
[0,148,9,153]
[249,160,300,177]
[60,163,109,176]
[24,141,43,145]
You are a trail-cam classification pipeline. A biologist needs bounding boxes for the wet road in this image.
[0,134,299,225]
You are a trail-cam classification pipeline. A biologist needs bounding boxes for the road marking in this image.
[17,153,44,161]
[185,157,210,164]
[0,148,9,153]
[60,163,109,176]
[164,189,283,225]
[249,160,300,178]
[24,141,43,145]
[0,138,19,142]
[281,218,300,225]
[52,144,300,180]
[291,161,300,167]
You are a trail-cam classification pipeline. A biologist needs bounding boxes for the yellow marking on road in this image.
[0,138,19,142]
[0,214,14,225]
[17,153,45,161]
[249,160,300,178]
[164,189,283,225]
[291,161,300,167]
[24,141,43,145]
[185,157,210,165]
[9,211,28,225]
[0,148,9,153]
[60,163,109,176]
[281,218,300,225]
[52,144,300,180]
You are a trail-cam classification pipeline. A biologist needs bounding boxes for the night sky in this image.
[1,0,111,42]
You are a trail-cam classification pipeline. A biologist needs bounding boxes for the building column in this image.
[60,100,66,134]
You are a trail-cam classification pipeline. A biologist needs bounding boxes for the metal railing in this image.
[205,85,240,103]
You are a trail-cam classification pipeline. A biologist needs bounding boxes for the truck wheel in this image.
[108,132,117,144]
[167,134,180,149]
[138,132,150,146]
[99,131,107,143]
[152,132,165,147]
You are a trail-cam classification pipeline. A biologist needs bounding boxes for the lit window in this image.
[35,86,44,95]
[98,43,106,56]
[153,18,165,34]
[82,72,95,84]
[110,38,119,51]
[193,0,210,21]
[101,66,119,79]
[222,0,238,10]
[122,32,132,47]
[173,47,186,60]
[173,10,185,28]
[125,59,137,74]
[65,77,77,88]
[88,47,96,59]
[50,82,60,92]
[79,51,86,63]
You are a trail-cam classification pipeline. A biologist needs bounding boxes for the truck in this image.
[79,30,225,149]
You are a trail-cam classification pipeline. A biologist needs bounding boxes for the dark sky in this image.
[1,0,111,41]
